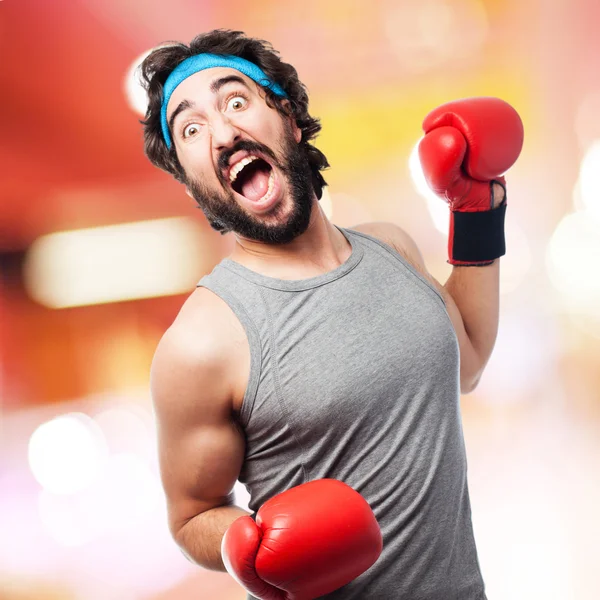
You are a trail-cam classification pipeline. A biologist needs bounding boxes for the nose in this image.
[210,113,242,151]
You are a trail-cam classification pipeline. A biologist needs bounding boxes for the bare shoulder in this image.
[155,287,232,369]
[150,286,249,419]
[350,221,426,272]
[350,221,449,300]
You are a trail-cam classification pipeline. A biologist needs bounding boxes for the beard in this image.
[185,123,316,245]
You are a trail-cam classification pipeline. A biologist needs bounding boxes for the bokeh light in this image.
[500,220,532,295]
[124,49,153,117]
[23,218,207,308]
[578,139,600,219]
[408,140,449,234]
[28,414,108,495]
[3,2,600,599]
[546,211,600,337]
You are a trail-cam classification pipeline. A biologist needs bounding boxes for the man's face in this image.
[165,67,316,244]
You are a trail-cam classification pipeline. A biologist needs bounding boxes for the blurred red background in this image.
[1,1,600,598]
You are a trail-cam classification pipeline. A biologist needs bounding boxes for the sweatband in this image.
[160,53,288,149]
[450,201,507,264]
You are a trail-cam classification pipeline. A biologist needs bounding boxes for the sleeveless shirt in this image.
[197,225,486,599]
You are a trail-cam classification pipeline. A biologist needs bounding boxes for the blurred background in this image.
[1,0,599,598]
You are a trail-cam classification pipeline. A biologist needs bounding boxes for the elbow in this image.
[170,517,198,562]
[460,371,482,395]
[460,380,476,395]
[172,518,207,568]
[460,352,486,395]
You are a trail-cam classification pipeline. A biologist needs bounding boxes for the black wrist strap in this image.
[451,201,507,263]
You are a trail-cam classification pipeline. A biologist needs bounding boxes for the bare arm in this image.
[443,258,499,392]
[439,183,505,390]
[150,306,249,571]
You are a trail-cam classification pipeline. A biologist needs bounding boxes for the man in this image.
[142,29,523,599]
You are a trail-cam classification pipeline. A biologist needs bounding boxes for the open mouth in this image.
[229,156,276,204]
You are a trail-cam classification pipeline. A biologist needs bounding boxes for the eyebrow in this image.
[167,75,252,134]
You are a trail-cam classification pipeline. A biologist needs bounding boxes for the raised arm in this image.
[150,303,249,571]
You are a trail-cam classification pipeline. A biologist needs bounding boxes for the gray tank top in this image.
[197,226,486,600]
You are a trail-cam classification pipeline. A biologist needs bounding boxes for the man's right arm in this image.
[150,310,248,571]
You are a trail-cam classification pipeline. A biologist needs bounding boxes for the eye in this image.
[182,123,201,139]
[227,95,248,111]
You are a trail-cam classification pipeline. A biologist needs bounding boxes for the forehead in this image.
[166,67,256,116]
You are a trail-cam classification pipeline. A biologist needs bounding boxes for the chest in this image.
[232,272,457,438]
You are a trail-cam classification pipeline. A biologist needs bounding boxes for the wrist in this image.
[491,181,507,209]
[448,201,507,266]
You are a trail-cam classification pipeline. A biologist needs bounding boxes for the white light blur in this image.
[577,140,600,219]
[574,91,600,151]
[383,0,488,73]
[477,490,574,599]
[234,481,251,513]
[572,179,585,212]
[124,49,152,117]
[24,217,206,309]
[38,453,162,547]
[92,453,163,534]
[546,212,600,320]
[408,141,449,234]
[477,310,559,401]
[94,406,153,460]
[500,221,532,295]
[38,488,98,547]
[124,44,183,117]
[28,413,108,495]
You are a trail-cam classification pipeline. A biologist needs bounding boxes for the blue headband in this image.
[160,53,288,149]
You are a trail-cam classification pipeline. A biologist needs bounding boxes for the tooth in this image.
[261,170,275,202]
[229,156,259,183]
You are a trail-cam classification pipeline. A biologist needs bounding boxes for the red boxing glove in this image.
[221,479,382,600]
[418,97,524,265]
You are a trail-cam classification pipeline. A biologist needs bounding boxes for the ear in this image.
[292,120,302,144]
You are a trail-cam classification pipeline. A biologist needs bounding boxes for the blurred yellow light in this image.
[24,217,207,309]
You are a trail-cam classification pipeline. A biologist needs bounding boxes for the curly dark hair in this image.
[139,29,328,197]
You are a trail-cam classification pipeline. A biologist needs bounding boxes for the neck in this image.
[228,200,352,280]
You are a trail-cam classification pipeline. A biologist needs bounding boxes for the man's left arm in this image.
[442,254,499,394]
[439,182,506,392]
[412,96,522,392]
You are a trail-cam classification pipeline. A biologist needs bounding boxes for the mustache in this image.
[217,140,280,175]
